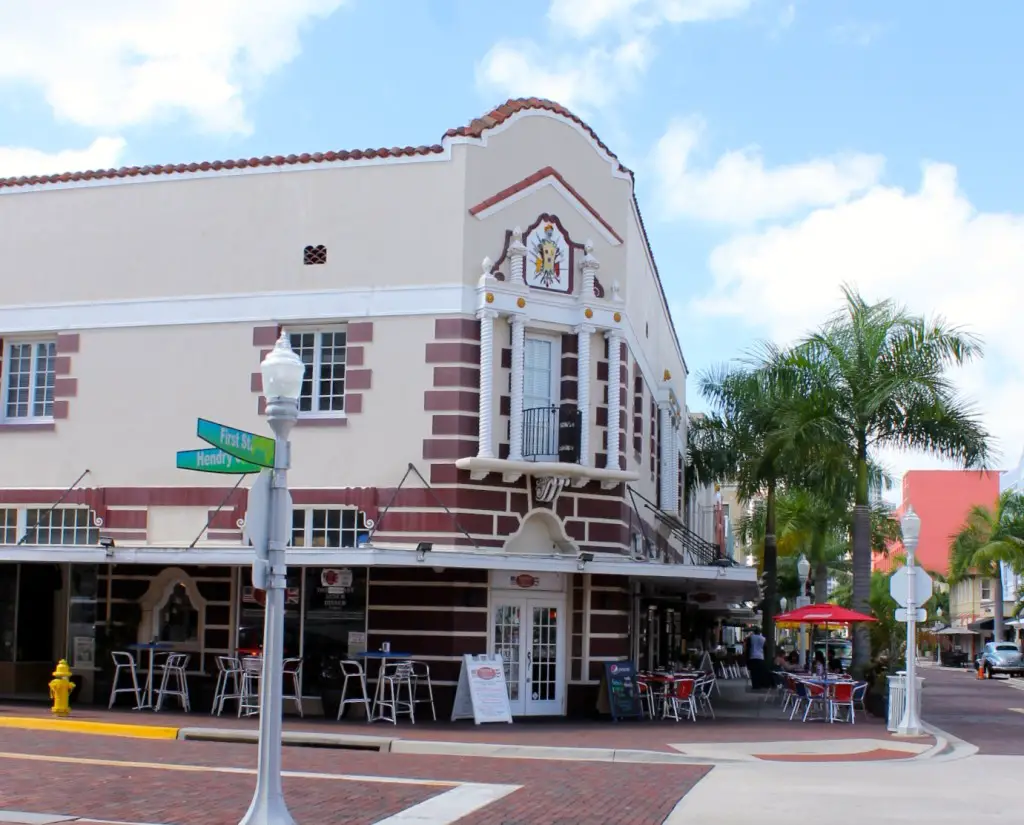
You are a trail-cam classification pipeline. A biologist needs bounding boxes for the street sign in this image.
[242,469,293,590]
[176,448,261,475]
[895,608,927,623]
[890,565,933,608]
[197,418,275,469]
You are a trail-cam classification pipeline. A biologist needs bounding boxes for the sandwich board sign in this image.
[451,654,513,725]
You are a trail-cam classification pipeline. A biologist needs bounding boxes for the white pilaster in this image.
[575,324,594,468]
[659,405,673,510]
[509,226,527,285]
[580,240,599,298]
[476,309,498,459]
[509,314,526,462]
[605,331,622,470]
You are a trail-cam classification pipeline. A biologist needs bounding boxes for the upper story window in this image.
[291,508,371,548]
[289,329,346,416]
[981,578,992,601]
[3,340,56,421]
[0,506,98,545]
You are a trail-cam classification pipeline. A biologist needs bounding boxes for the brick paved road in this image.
[923,665,1024,755]
[0,729,709,824]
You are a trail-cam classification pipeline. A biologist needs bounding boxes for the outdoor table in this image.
[356,651,412,722]
[128,641,174,710]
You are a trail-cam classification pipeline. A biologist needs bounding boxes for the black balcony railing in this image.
[522,404,582,463]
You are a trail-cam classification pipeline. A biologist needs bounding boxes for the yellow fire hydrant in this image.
[48,659,75,716]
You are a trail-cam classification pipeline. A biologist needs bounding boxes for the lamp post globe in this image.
[900,504,921,547]
[780,596,788,612]
[261,332,305,401]
[797,555,810,582]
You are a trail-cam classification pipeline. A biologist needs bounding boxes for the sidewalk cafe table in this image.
[356,651,412,722]
[127,642,174,710]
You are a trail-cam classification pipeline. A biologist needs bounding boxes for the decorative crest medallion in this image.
[524,215,574,294]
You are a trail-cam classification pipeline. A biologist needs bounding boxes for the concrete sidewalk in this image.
[0,814,160,825]
[0,680,939,765]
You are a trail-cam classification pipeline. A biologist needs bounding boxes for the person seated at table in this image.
[786,651,800,669]
[812,650,828,680]
[773,650,797,672]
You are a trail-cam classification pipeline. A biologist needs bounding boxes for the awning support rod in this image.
[188,474,247,549]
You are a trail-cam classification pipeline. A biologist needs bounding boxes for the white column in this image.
[509,315,526,462]
[575,324,594,468]
[476,309,498,458]
[509,226,527,285]
[605,331,622,470]
[659,405,673,509]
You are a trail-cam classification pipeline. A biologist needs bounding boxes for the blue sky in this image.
[2,0,1022,486]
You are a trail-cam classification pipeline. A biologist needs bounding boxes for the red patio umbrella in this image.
[774,604,876,624]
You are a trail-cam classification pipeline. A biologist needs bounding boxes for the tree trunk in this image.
[851,439,872,677]
[762,480,778,664]
[814,560,830,605]
[994,565,1006,642]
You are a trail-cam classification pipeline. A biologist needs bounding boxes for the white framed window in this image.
[291,508,372,548]
[3,340,57,421]
[981,578,992,601]
[288,328,347,416]
[522,333,562,460]
[23,507,99,545]
[0,509,17,544]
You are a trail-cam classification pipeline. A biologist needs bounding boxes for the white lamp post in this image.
[239,332,304,825]
[796,555,811,666]
[898,504,922,736]
[936,607,943,663]
[778,597,788,646]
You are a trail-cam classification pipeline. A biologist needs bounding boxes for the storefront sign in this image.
[514,574,538,589]
[451,653,514,725]
[242,586,300,606]
[347,631,367,656]
[600,661,643,721]
[491,571,565,592]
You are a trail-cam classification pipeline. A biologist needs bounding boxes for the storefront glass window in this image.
[0,565,17,662]
[302,567,367,695]
[158,583,200,643]
[236,569,302,658]
[67,564,98,671]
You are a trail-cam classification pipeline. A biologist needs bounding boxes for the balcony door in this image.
[523,334,560,460]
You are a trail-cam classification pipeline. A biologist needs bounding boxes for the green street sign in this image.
[196,418,275,468]
[176,448,262,474]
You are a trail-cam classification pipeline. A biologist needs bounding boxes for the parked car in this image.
[813,638,853,671]
[978,642,1024,678]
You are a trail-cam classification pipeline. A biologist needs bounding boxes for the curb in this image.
[918,721,978,762]
[0,717,178,740]
[388,738,721,765]
[178,727,393,752]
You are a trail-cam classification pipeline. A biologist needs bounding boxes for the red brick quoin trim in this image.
[250,323,372,426]
[0,332,80,432]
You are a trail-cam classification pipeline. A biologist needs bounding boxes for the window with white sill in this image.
[291,508,372,548]
[982,578,992,601]
[3,340,56,421]
[288,328,347,416]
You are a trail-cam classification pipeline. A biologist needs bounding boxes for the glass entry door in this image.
[491,596,564,716]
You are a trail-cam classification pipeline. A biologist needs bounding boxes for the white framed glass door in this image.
[523,335,560,460]
[491,595,564,716]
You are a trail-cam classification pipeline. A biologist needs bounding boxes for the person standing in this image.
[747,627,767,689]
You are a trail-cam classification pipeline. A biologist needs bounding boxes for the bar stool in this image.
[212,656,242,716]
[155,652,191,712]
[239,656,262,717]
[337,660,372,721]
[282,657,303,717]
[406,660,436,721]
[108,651,143,709]
[376,661,415,724]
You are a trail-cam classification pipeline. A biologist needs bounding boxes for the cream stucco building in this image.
[0,98,755,714]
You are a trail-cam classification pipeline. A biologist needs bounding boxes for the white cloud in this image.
[0,137,127,178]
[478,0,750,113]
[652,116,884,224]
[0,0,347,136]
[831,21,886,47]
[691,158,1024,477]
[548,0,753,39]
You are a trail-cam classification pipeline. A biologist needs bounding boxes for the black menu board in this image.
[603,660,643,721]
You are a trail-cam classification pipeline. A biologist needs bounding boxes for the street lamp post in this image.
[796,555,811,667]
[936,607,943,664]
[898,505,922,737]
[239,332,304,825]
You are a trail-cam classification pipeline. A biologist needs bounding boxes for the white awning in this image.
[0,542,758,596]
[937,627,979,636]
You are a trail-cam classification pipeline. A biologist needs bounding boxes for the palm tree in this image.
[693,346,808,662]
[788,287,990,674]
[949,490,1024,642]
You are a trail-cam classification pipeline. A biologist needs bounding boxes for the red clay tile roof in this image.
[0,97,683,370]
[0,98,632,190]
